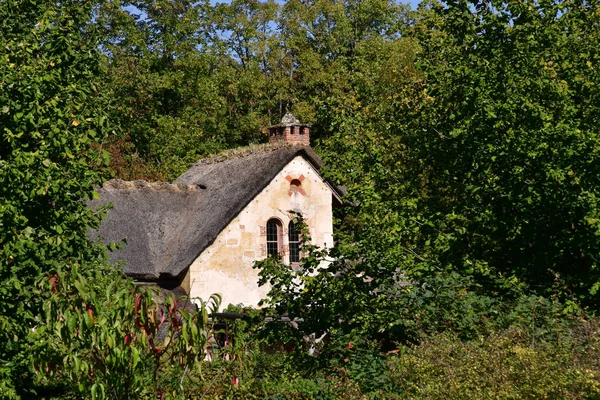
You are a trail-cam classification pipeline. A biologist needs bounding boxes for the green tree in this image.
[318,0,600,327]
[97,0,226,180]
[97,0,418,181]
[0,0,111,395]
[279,0,413,139]
[256,0,600,352]
[408,0,600,307]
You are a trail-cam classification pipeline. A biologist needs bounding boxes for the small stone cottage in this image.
[90,115,344,308]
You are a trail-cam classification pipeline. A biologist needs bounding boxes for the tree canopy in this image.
[0,0,111,393]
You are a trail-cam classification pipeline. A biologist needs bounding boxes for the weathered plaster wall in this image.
[184,155,334,309]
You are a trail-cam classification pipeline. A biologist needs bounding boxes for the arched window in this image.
[266,218,282,257]
[288,219,302,264]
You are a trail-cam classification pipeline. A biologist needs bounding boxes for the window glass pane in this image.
[288,220,301,263]
[266,219,281,256]
[267,221,278,241]
[267,242,279,256]
[289,242,299,263]
[288,221,299,242]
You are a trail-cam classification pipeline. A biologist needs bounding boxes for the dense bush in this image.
[31,261,221,399]
[182,353,365,399]
[96,313,597,399]
[389,322,600,399]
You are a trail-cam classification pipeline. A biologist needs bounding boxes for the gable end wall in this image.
[184,156,334,309]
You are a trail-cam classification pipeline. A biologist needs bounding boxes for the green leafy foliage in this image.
[389,322,600,399]
[0,0,111,394]
[33,262,221,399]
[406,0,600,305]
[306,0,600,348]
[93,0,417,180]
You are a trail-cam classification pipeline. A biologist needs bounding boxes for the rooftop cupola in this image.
[269,113,311,146]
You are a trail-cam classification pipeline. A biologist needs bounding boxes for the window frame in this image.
[266,218,283,257]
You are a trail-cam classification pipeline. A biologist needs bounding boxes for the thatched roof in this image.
[89,144,342,281]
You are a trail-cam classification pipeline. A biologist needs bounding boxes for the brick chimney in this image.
[269,113,311,146]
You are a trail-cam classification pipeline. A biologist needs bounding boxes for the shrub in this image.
[32,261,221,399]
[388,321,600,399]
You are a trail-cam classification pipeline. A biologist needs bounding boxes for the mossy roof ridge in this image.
[191,142,308,165]
[102,179,203,192]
